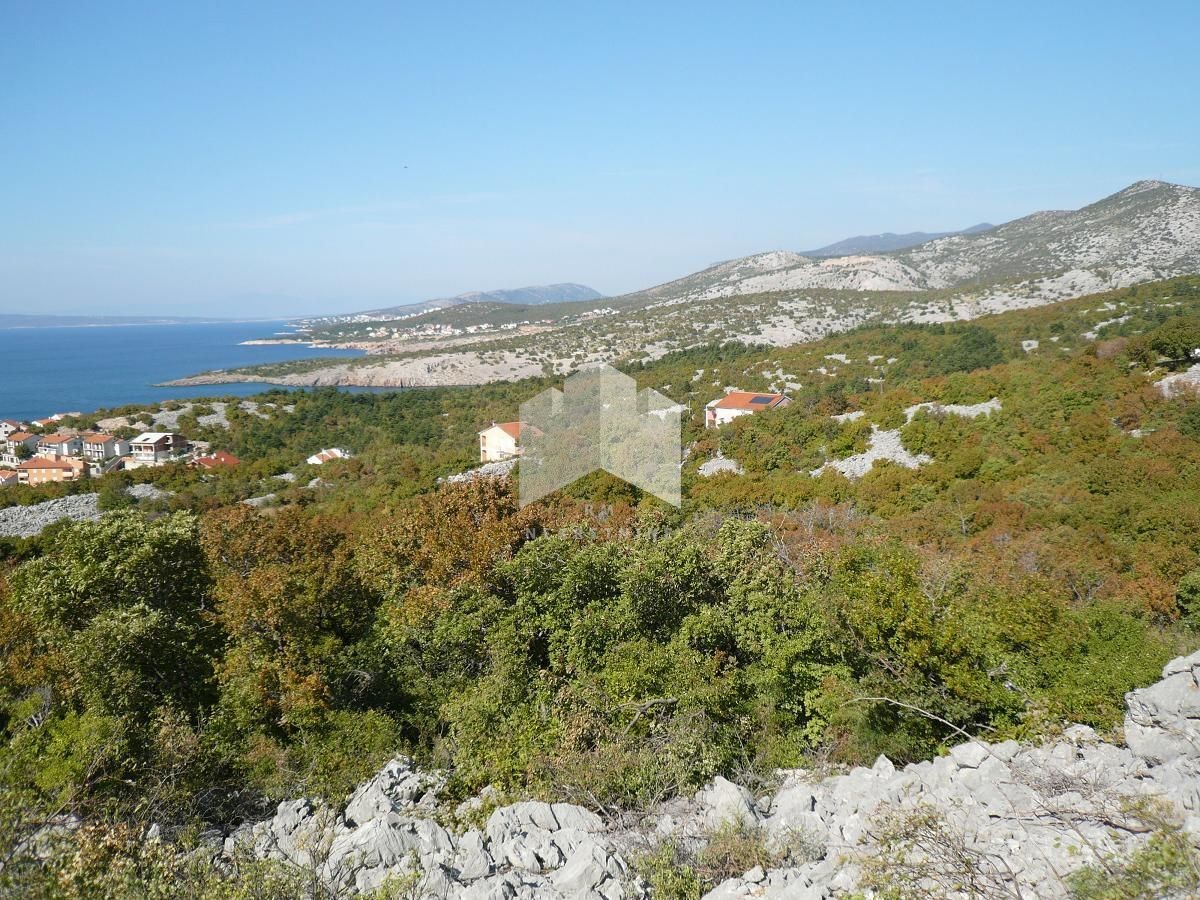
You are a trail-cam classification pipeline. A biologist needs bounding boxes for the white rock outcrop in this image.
[221,649,1200,898]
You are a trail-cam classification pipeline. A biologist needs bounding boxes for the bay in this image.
[0,320,367,422]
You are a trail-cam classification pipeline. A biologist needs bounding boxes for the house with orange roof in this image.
[36,433,83,459]
[17,457,86,485]
[3,431,40,459]
[192,450,241,469]
[704,391,790,428]
[80,433,131,462]
[478,421,543,462]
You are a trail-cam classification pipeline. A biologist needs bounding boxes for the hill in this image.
[615,180,1200,305]
[800,222,994,256]
[8,276,1200,895]
[306,283,604,325]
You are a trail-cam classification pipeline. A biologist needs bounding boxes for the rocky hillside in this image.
[616,181,1200,308]
[193,648,1200,897]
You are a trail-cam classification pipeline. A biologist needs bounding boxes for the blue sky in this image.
[2,1,1199,317]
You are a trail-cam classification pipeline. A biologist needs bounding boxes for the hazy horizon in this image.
[4,2,1200,318]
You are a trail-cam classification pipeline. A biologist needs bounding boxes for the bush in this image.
[1177,569,1200,625]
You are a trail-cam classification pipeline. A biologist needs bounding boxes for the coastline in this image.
[160,350,546,389]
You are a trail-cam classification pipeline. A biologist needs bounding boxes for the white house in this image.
[306,447,351,465]
[130,432,188,465]
[80,433,131,461]
[0,420,24,440]
[478,421,543,462]
[3,431,40,456]
[36,433,83,459]
[704,391,791,428]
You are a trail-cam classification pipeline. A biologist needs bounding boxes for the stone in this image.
[454,830,492,881]
[213,646,1200,899]
[949,740,991,769]
[697,776,759,830]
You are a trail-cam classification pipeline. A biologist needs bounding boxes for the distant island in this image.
[0,313,237,329]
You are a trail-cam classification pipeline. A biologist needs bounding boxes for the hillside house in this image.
[478,421,542,462]
[130,432,188,465]
[192,450,241,469]
[80,433,130,461]
[306,447,351,465]
[0,420,24,440]
[3,431,40,458]
[0,470,18,487]
[36,433,83,459]
[704,392,791,428]
[18,457,86,485]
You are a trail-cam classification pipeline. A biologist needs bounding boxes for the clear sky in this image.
[3,1,1199,318]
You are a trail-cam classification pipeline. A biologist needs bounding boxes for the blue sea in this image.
[0,320,369,422]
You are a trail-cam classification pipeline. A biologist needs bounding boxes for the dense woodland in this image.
[5,276,1200,894]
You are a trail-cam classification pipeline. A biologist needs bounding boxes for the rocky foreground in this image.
[0,485,168,539]
[208,649,1200,898]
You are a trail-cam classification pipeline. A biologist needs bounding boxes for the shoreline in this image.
[161,349,548,389]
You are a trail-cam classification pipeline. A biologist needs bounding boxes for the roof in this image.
[194,450,241,468]
[18,457,83,470]
[38,433,79,445]
[709,391,789,411]
[131,432,175,444]
[0,419,23,427]
[482,421,543,441]
[7,431,36,442]
[81,433,117,444]
[307,448,349,463]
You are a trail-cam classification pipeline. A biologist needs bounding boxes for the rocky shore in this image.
[162,350,545,389]
[194,648,1200,897]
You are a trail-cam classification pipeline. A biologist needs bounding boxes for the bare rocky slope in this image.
[616,181,1200,309]
[203,648,1200,897]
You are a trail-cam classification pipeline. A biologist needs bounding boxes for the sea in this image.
[0,320,369,423]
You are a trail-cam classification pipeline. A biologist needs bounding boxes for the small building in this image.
[18,457,86,485]
[129,432,189,465]
[478,421,542,462]
[0,419,24,440]
[0,470,18,487]
[192,450,241,469]
[705,391,791,428]
[36,433,83,459]
[306,447,351,465]
[4,431,40,456]
[80,433,130,462]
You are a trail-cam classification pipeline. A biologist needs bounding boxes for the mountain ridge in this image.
[612,179,1200,308]
[311,283,604,324]
[800,222,995,257]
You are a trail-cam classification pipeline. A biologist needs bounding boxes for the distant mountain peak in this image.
[802,224,995,257]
